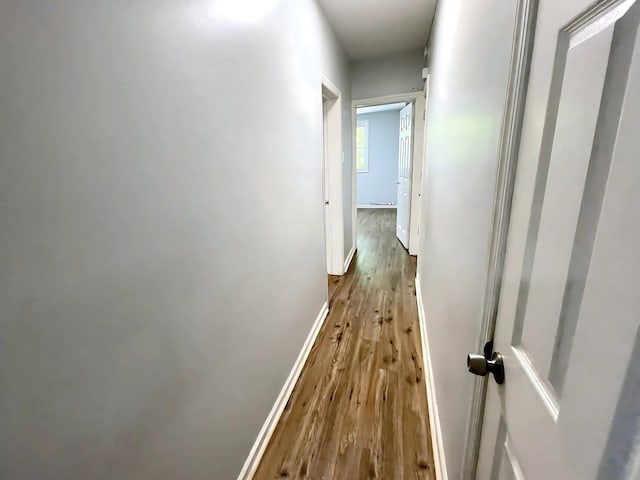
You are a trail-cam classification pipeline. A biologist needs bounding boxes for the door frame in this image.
[351,92,426,255]
[321,75,345,276]
[460,0,538,478]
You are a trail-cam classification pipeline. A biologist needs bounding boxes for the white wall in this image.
[417,1,518,478]
[0,1,351,479]
[351,49,425,100]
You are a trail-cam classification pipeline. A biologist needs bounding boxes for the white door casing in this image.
[396,103,413,249]
[351,93,425,256]
[477,1,640,479]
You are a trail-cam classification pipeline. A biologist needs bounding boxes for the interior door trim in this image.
[460,0,538,478]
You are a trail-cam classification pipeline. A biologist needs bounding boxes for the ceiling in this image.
[357,102,406,115]
[317,0,437,59]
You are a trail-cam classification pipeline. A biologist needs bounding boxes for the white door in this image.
[396,103,413,249]
[322,97,333,274]
[477,1,640,479]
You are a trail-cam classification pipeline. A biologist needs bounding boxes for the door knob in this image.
[467,342,504,384]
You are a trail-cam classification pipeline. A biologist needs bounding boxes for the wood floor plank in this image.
[254,209,435,479]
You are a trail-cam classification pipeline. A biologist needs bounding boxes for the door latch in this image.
[467,341,505,385]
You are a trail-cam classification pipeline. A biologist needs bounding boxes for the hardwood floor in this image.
[254,209,435,479]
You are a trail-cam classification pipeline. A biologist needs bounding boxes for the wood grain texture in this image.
[254,209,435,480]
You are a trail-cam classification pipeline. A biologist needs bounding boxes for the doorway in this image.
[321,76,345,276]
[352,92,426,255]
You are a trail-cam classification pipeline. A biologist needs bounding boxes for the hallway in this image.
[255,209,434,479]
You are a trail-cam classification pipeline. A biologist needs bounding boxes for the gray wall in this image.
[356,110,400,206]
[417,1,518,478]
[351,49,425,100]
[0,1,351,479]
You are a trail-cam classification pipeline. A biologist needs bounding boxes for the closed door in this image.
[476,1,640,479]
[396,103,413,249]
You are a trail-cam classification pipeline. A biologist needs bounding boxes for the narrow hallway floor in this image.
[254,209,435,479]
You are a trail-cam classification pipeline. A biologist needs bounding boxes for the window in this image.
[356,119,369,173]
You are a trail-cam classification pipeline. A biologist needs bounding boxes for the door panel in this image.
[477,1,640,479]
[515,20,614,383]
[396,103,413,249]
[491,422,525,480]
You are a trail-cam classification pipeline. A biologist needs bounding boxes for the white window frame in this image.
[356,119,369,173]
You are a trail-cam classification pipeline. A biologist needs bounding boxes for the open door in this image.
[321,77,344,276]
[475,1,640,478]
[396,103,413,249]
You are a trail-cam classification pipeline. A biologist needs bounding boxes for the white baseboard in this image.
[343,246,356,274]
[415,275,449,480]
[357,204,397,209]
[236,301,330,480]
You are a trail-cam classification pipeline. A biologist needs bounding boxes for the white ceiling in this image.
[357,102,406,115]
[317,0,437,59]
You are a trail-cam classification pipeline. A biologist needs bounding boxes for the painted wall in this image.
[0,1,351,479]
[351,48,425,100]
[417,1,518,478]
[356,110,400,206]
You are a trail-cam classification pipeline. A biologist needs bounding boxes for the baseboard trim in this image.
[356,204,397,209]
[415,275,449,480]
[343,246,356,274]
[236,301,330,480]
